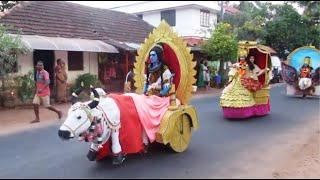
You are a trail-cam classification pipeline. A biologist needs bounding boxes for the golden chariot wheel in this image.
[169,114,192,153]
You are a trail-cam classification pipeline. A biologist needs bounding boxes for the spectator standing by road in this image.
[30,61,62,123]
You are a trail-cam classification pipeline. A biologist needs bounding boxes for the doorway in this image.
[33,50,55,96]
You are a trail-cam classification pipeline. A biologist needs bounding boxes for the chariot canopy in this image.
[287,46,320,71]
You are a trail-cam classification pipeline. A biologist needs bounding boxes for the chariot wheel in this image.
[169,114,192,152]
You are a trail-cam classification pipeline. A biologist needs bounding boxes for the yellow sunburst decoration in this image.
[133,20,197,105]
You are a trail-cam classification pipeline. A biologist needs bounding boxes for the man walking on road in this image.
[30,61,62,123]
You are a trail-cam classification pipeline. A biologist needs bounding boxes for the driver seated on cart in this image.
[299,56,313,78]
[298,56,315,92]
[143,43,173,97]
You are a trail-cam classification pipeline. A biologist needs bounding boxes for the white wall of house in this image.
[17,53,34,75]
[17,51,99,84]
[111,1,219,39]
[143,12,161,28]
[175,8,200,37]
[55,51,99,83]
[111,1,220,14]
[141,7,217,38]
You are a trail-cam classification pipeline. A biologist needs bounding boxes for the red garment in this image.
[125,93,170,143]
[241,77,263,92]
[36,69,50,96]
[300,67,311,78]
[96,94,144,160]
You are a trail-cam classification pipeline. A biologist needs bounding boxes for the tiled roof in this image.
[183,37,204,47]
[223,6,241,15]
[0,1,154,50]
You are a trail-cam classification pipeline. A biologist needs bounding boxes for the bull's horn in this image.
[70,82,84,104]
[88,85,100,109]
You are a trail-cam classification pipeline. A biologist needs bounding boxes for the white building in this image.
[111,1,220,40]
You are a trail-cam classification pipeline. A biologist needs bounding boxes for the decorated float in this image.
[58,21,199,165]
[281,46,320,98]
[220,41,272,119]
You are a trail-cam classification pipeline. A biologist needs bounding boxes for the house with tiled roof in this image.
[0,1,154,92]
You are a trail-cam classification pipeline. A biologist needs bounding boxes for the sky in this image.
[69,1,304,14]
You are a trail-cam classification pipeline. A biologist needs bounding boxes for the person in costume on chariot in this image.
[227,56,269,92]
[241,55,270,92]
[282,47,320,98]
[297,56,315,93]
[143,43,173,97]
[220,57,256,113]
[299,56,313,78]
[220,41,272,119]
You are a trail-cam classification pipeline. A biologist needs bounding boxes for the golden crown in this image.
[303,56,312,65]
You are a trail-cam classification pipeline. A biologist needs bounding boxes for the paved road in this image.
[0,85,319,178]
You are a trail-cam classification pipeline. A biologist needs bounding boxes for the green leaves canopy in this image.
[0,24,29,76]
[264,4,320,58]
[201,23,238,63]
[222,2,319,58]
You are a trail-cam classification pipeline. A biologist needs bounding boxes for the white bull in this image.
[58,87,148,165]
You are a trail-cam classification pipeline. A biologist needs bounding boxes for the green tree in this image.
[236,16,266,41]
[0,1,18,12]
[264,3,319,58]
[0,24,28,106]
[0,24,29,90]
[291,1,320,24]
[201,23,238,85]
[0,24,28,76]
[223,1,271,41]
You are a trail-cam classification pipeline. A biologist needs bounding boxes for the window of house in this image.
[161,9,176,26]
[68,51,83,71]
[200,9,210,27]
[137,14,143,19]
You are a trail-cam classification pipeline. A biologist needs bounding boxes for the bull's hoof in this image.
[87,150,97,161]
[112,154,125,165]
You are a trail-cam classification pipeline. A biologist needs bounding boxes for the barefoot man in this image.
[30,61,62,123]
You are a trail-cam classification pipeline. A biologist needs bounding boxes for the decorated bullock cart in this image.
[58,21,199,165]
[281,46,320,98]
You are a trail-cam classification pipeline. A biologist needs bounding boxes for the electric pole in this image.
[220,1,224,21]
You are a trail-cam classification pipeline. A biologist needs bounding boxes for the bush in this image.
[14,70,35,102]
[69,73,103,96]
